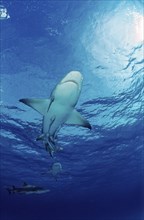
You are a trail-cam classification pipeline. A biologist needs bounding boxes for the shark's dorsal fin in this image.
[19,98,51,115]
[23,182,28,186]
[66,109,91,129]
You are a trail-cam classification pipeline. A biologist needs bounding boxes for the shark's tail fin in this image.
[45,143,55,158]
[36,134,57,157]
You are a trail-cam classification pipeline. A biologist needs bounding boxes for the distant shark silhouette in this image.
[51,162,62,179]
[19,71,91,157]
[41,162,71,181]
[42,162,63,181]
[6,182,50,195]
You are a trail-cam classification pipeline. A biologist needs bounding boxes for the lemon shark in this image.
[19,71,91,157]
[6,182,50,195]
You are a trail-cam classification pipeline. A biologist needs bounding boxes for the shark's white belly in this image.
[43,81,80,137]
[43,102,72,137]
[53,81,80,106]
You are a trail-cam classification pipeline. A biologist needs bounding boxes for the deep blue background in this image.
[0,0,144,219]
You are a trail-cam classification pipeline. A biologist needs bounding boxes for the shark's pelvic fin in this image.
[66,109,91,129]
[19,98,51,115]
[36,134,45,141]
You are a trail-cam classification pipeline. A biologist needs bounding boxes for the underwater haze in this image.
[0,0,144,220]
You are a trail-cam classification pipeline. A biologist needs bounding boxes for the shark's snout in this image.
[61,71,83,85]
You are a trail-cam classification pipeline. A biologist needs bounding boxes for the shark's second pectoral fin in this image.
[19,98,51,115]
[66,109,91,129]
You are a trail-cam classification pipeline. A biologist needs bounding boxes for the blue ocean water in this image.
[0,0,144,219]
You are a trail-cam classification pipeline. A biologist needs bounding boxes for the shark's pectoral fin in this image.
[66,109,91,129]
[19,98,51,115]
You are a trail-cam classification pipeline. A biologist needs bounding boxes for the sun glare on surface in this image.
[126,10,144,44]
[133,12,144,43]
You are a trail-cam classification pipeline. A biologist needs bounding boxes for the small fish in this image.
[0,5,10,20]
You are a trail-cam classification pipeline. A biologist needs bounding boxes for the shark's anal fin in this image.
[19,98,51,115]
[66,109,91,129]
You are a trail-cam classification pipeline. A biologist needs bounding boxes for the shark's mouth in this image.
[61,80,79,87]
